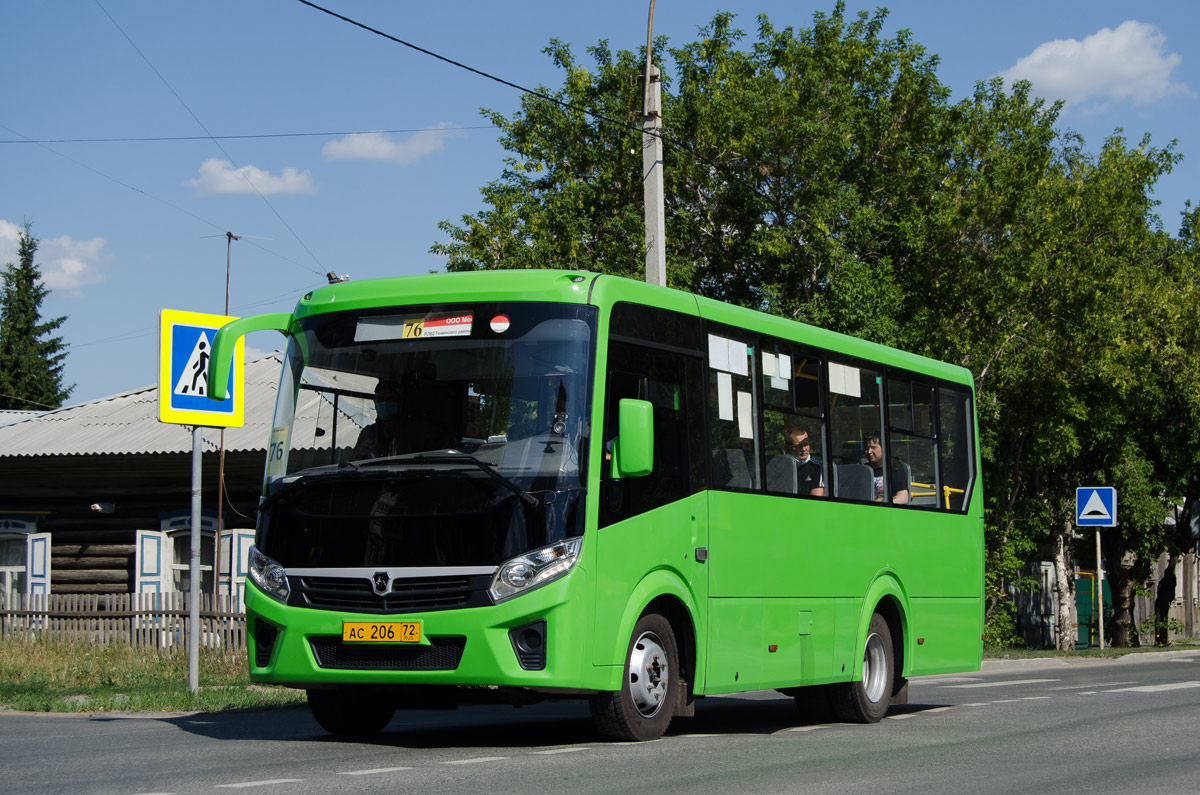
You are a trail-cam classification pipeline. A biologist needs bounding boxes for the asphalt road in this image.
[1,651,1197,795]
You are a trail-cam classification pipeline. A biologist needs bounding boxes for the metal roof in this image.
[0,354,352,457]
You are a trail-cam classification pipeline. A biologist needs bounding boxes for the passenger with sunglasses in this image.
[783,426,826,496]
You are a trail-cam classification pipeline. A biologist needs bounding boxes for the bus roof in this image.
[291,269,973,388]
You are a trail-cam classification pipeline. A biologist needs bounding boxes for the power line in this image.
[94,0,326,273]
[0,122,326,281]
[293,1,774,207]
[294,0,647,141]
[0,126,492,145]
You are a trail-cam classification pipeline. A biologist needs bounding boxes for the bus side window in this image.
[887,377,938,508]
[761,341,827,498]
[707,329,760,491]
[826,361,885,502]
[598,342,696,527]
[937,387,975,512]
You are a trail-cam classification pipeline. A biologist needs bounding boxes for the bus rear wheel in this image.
[829,612,894,723]
[307,688,395,737]
[590,611,678,741]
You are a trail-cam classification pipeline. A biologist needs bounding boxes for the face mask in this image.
[375,401,399,421]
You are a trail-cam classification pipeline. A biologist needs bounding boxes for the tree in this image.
[434,4,1200,648]
[0,223,73,410]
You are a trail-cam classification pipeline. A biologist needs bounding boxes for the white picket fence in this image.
[0,592,246,650]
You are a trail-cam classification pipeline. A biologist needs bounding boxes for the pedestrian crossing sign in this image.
[1076,486,1117,527]
[158,309,245,427]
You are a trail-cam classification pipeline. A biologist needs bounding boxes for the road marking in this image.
[922,676,983,684]
[215,780,303,789]
[531,748,587,754]
[944,678,1058,689]
[886,714,915,720]
[990,699,1020,703]
[443,756,508,765]
[677,733,726,738]
[1105,682,1200,694]
[924,706,954,713]
[1019,696,1051,701]
[960,702,990,707]
[1050,682,1135,690]
[339,766,414,775]
[1076,691,1099,695]
[786,725,829,732]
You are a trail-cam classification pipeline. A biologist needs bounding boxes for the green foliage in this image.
[433,4,1200,644]
[983,600,1025,649]
[0,223,73,410]
[1134,616,1186,647]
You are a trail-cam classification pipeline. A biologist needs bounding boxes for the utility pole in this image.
[214,232,238,600]
[642,0,666,286]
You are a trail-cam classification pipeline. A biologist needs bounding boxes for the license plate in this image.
[342,621,421,643]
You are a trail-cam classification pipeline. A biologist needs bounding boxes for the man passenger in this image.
[864,433,909,504]
[783,426,825,496]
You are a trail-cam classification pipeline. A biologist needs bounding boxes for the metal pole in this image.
[189,425,202,693]
[642,2,666,286]
[214,233,237,599]
[1096,529,1104,650]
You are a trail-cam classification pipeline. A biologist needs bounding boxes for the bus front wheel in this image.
[590,611,678,741]
[307,688,395,737]
[829,612,894,723]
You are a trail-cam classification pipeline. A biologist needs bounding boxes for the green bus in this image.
[208,270,981,741]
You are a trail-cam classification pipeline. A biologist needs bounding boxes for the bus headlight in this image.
[247,546,290,603]
[489,537,582,603]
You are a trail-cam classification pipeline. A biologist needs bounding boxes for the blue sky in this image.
[3,0,1197,406]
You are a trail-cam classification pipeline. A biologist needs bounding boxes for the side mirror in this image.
[611,398,654,478]
[206,313,292,400]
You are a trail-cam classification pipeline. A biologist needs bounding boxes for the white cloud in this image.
[0,218,108,296]
[185,158,317,196]
[0,219,19,267]
[1000,21,1190,109]
[322,124,466,166]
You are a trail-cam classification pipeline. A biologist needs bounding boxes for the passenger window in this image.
[887,376,937,508]
[938,387,975,512]
[827,361,899,503]
[762,344,826,497]
[707,329,760,490]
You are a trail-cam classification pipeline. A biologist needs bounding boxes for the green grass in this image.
[0,638,305,713]
[984,640,1200,660]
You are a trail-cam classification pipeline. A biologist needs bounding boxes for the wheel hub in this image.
[628,630,669,717]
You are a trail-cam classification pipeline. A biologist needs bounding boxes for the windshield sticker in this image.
[490,314,511,333]
[400,312,474,339]
[267,426,289,478]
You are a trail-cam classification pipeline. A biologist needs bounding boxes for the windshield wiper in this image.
[408,453,538,506]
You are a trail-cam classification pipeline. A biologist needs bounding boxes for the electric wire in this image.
[293,0,774,205]
[94,0,327,273]
[0,126,491,145]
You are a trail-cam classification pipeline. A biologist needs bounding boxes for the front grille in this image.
[289,574,493,614]
[309,636,466,670]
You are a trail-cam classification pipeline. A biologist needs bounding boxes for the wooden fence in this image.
[0,592,246,651]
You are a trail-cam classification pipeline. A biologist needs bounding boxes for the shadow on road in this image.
[155,693,954,749]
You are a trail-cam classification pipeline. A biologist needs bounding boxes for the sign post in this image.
[1076,486,1117,650]
[158,310,244,693]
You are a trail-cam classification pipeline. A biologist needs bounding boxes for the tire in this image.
[590,611,678,741]
[307,689,395,737]
[829,612,894,723]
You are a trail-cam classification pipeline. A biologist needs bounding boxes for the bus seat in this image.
[766,454,798,494]
[834,463,873,501]
[713,448,753,489]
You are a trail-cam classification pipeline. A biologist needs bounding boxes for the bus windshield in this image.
[260,301,596,569]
